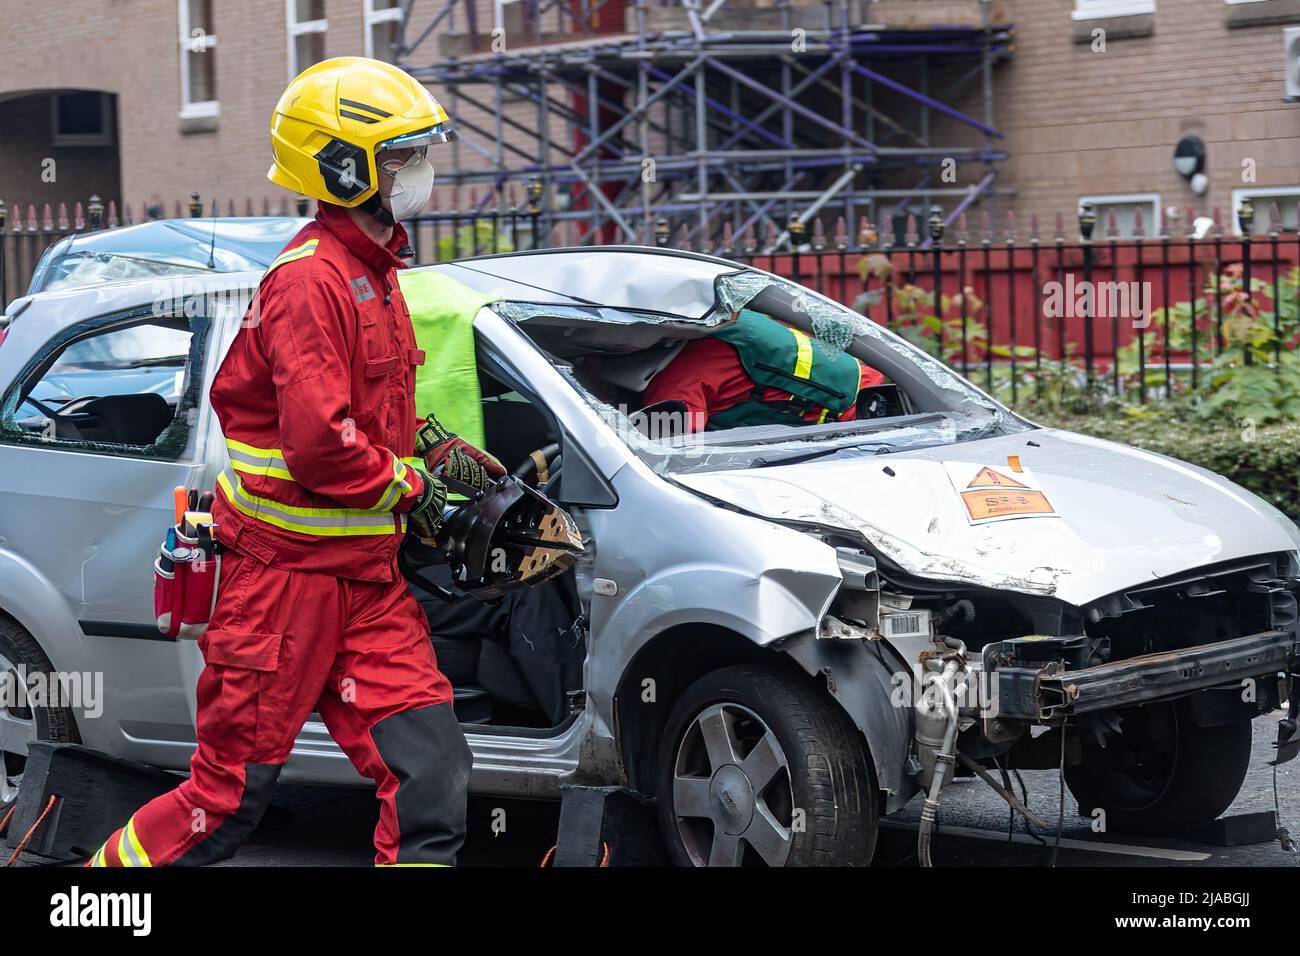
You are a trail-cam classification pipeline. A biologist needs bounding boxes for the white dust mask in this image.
[384,157,435,221]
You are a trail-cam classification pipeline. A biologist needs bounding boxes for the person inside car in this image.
[640,307,884,432]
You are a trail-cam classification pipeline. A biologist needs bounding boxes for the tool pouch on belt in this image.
[154,512,223,640]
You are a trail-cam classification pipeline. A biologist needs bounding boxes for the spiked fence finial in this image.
[87,195,105,230]
[788,214,805,247]
[1237,197,1255,237]
[928,205,944,243]
[654,217,669,247]
[1078,202,1096,241]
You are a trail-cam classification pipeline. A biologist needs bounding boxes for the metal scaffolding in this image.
[398,0,1013,250]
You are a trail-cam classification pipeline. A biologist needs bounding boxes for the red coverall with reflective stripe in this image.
[212,203,428,579]
[642,334,886,432]
[89,204,468,868]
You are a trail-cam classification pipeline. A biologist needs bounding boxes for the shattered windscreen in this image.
[517,269,1027,477]
[37,253,212,294]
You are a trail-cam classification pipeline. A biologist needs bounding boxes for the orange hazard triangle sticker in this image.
[967,467,1028,489]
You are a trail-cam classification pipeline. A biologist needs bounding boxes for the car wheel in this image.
[656,664,877,867]
[1065,698,1251,835]
[0,617,80,808]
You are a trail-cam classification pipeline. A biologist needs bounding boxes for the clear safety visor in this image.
[377,123,458,151]
[377,146,428,174]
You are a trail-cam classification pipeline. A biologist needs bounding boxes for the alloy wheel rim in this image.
[671,702,794,866]
[0,650,35,805]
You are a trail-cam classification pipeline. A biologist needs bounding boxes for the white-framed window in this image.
[1072,0,1156,19]
[1232,186,1300,234]
[178,0,218,119]
[1080,193,1162,238]
[365,0,405,63]
[287,0,328,80]
[51,92,113,147]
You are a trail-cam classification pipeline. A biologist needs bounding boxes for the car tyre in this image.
[656,663,877,867]
[1065,698,1251,835]
[0,615,80,807]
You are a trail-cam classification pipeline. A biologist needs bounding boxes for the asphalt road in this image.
[8,718,1299,867]
[221,716,1300,867]
[879,717,1300,868]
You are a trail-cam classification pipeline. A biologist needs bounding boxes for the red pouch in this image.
[154,525,222,639]
[154,554,182,637]
[176,548,222,639]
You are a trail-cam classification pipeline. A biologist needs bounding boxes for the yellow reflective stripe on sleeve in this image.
[266,238,319,273]
[225,438,295,482]
[375,863,451,867]
[371,453,412,512]
[217,469,404,537]
[122,817,151,867]
[89,844,108,867]
[114,829,132,867]
[790,327,814,379]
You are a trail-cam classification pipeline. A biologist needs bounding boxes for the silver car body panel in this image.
[432,247,735,318]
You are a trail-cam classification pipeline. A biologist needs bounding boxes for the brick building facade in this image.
[0,0,1297,235]
[0,0,527,219]
[953,0,1300,236]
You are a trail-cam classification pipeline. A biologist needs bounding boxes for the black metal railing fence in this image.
[7,188,1297,410]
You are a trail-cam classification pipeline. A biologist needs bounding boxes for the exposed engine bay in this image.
[820,543,1300,861]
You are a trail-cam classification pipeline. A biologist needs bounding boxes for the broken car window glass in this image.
[714,269,871,355]
[0,310,210,460]
[712,270,1004,413]
[515,269,1028,477]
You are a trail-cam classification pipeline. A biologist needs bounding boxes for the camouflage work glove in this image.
[439,446,495,498]
[407,463,448,540]
[414,414,506,480]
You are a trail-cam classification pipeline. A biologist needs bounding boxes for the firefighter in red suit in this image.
[642,307,885,431]
[89,58,501,867]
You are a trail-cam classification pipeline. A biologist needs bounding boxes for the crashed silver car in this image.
[0,247,1297,867]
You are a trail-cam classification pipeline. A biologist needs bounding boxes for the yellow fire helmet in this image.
[267,56,457,221]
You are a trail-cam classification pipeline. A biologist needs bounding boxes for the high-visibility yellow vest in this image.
[396,269,497,451]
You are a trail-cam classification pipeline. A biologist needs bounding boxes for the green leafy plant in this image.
[854,254,1109,414]
[1113,264,1300,421]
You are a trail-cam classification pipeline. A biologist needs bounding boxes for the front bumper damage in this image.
[987,629,1298,721]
